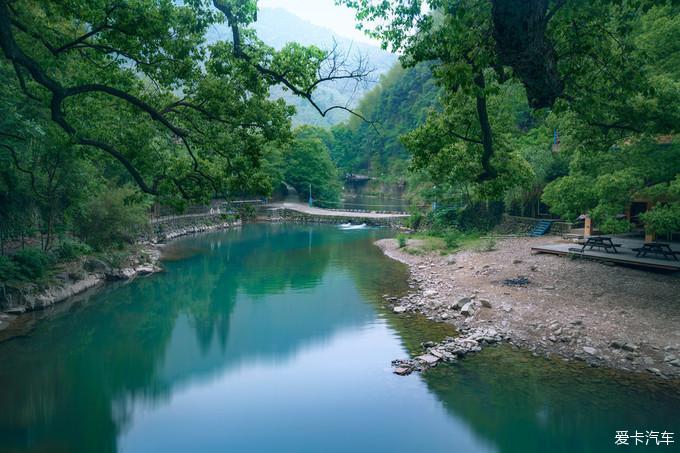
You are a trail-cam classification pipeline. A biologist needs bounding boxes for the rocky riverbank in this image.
[377,237,680,380]
[0,217,240,338]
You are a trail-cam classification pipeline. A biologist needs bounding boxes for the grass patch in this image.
[400,229,485,255]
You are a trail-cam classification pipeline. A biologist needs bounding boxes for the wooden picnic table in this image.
[633,242,679,260]
[576,236,621,254]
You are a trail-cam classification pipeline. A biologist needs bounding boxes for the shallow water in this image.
[0,224,678,452]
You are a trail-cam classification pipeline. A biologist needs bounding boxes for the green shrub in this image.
[428,207,459,233]
[442,228,463,249]
[53,238,92,262]
[235,204,256,220]
[407,212,424,230]
[76,186,149,250]
[397,234,407,248]
[99,250,130,268]
[11,248,54,280]
[0,255,21,282]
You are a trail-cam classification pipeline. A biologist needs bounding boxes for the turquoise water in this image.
[0,224,678,452]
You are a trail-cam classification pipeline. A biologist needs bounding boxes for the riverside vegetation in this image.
[1,1,680,451]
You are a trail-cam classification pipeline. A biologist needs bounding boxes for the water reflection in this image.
[0,224,405,452]
[0,224,678,453]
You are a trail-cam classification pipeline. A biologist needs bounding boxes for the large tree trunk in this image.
[473,72,497,181]
[491,0,564,109]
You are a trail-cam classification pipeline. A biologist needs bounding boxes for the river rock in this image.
[621,343,638,352]
[135,265,155,275]
[423,289,438,298]
[583,346,597,355]
[117,268,137,280]
[479,299,492,308]
[393,306,407,314]
[445,255,457,265]
[416,354,440,366]
[454,297,471,310]
[461,302,475,316]
[610,340,625,349]
[646,367,662,376]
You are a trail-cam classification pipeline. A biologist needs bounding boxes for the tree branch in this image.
[212,0,375,124]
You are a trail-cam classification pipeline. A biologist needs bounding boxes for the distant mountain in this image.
[205,8,398,127]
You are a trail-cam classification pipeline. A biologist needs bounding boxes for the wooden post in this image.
[584,215,593,237]
[644,202,655,243]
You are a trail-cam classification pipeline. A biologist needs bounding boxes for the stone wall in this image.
[148,214,241,242]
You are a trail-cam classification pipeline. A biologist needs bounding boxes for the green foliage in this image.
[543,143,680,232]
[75,187,150,250]
[0,255,21,283]
[442,228,464,249]
[640,204,680,235]
[406,212,424,231]
[542,176,598,221]
[638,176,680,235]
[10,248,54,281]
[98,250,131,269]
[267,126,342,203]
[53,239,93,262]
[397,234,407,248]
[428,207,459,233]
[342,0,680,237]
[422,203,502,234]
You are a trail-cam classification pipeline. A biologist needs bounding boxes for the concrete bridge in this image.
[267,202,409,219]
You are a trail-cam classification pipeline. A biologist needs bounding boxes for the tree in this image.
[278,126,342,204]
[0,0,372,202]
[341,0,680,181]
[343,0,680,232]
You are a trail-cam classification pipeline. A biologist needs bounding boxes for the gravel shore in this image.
[376,236,680,379]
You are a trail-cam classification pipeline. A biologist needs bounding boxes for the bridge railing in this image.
[312,199,408,215]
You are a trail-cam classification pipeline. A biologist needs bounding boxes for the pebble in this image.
[423,289,438,298]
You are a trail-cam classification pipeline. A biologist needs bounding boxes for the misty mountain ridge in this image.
[205,7,398,127]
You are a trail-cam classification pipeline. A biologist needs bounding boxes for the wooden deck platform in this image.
[531,243,680,271]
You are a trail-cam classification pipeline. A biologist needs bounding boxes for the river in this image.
[0,224,678,452]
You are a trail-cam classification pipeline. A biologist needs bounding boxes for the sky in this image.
[258,0,378,45]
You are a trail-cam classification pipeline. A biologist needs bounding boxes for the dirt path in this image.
[376,236,680,379]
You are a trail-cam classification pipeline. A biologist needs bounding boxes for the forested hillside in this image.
[329,63,439,180]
